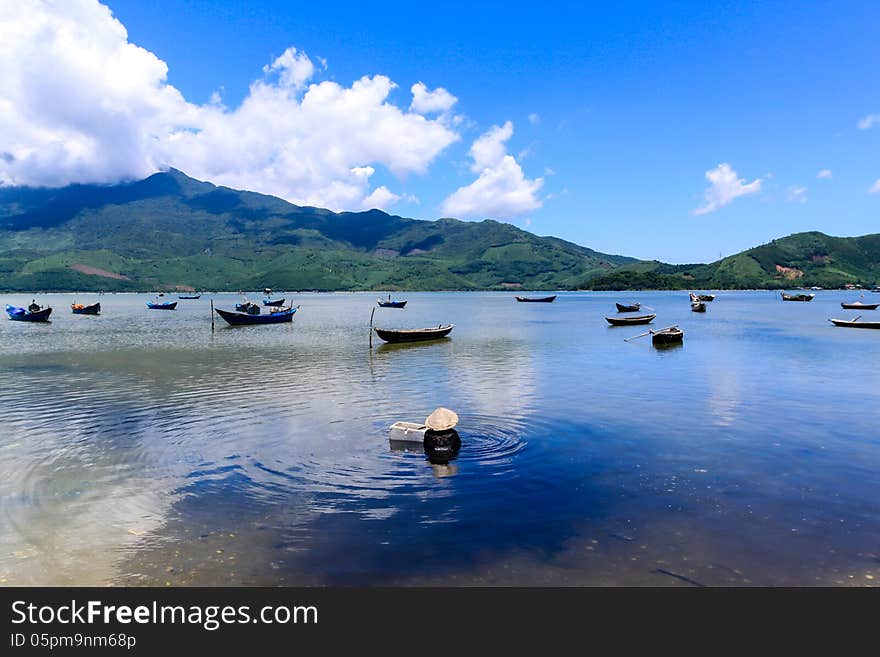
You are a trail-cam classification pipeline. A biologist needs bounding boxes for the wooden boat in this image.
[828,318,880,329]
[374,324,454,343]
[696,294,715,302]
[691,301,706,312]
[515,295,556,303]
[263,298,286,307]
[605,314,656,326]
[146,300,177,310]
[377,299,407,308]
[652,327,684,345]
[215,305,298,326]
[781,293,814,302]
[616,302,641,312]
[178,294,201,300]
[841,301,879,310]
[71,302,101,315]
[6,304,52,322]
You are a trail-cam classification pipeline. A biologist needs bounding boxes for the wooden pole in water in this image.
[210,299,215,332]
[369,306,375,348]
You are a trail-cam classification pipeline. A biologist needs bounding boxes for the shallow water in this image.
[1,291,878,586]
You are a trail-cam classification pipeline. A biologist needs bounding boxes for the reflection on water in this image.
[0,291,879,586]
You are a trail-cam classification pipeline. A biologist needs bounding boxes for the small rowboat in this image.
[616,302,641,312]
[215,305,298,326]
[605,314,656,326]
[781,293,814,302]
[652,327,684,345]
[378,299,407,308]
[263,298,286,307]
[696,294,715,302]
[6,304,52,322]
[691,301,706,313]
[515,295,556,303]
[374,324,454,343]
[178,294,201,300]
[829,318,880,329]
[841,301,879,310]
[146,301,177,310]
[71,302,101,315]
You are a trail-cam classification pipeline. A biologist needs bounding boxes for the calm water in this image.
[1,291,879,586]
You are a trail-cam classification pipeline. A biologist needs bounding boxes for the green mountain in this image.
[584,231,880,290]
[0,169,635,292]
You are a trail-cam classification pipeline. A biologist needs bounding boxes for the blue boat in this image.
[215,305,298,326]
[6,304,52,322]
[377,298,407,308]
[263,298,286,307]
[146,300,178,310]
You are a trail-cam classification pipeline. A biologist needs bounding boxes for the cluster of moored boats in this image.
[604,299,688,346]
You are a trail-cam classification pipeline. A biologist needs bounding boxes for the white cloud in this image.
[441,121,543,219]
[692,163,762,216]
[528,113,540,125]
[0,0,461,211]
[857,114,880,130]
[409,82,457,114]
[816,169,832,179]
[870,179,880,194]
[787,185,807,203]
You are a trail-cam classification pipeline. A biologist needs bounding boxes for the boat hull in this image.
[829,319,880,329]
[605,314,656,326]
[263,298,285,307]
[781,294,814,302]
[216,307,297,325]
[652,328,684,345]
[515,295,556,303]
[616,303,640,312]
[841,302,879,310]
[374,325,453,343]
[377,300,407,308]
[179,295,201,300]
[146,302,177,310]
[71,303,101,315]
[691,302,706,312]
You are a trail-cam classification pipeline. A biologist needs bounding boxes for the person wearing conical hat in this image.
[425,407,458,431]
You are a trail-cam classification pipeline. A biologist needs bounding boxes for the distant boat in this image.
[652,327,684,345]
[691,301,706,312]
[6,304,52,322]
[71,302,101,315]
[178,294,201,300]
[374,324,454,343]
[841,301,879,310]
[616,302,641,312]
[377,299,407,308]
[215,306,298,325]
[263,298,286,307]
[515,295,557,303]
[696,294,715,302]
[605,314,656,326]
[829,318,880,329]
[146,300,177,310]
[781,293,814,302]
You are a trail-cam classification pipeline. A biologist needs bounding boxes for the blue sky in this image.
[3,1,879,262]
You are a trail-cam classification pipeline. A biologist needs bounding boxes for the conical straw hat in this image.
[425,407,458,431]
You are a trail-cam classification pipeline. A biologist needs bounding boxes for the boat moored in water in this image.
[515,295,557,303]
[841,301,879,310]
[781,292,814,302]
[216,305,298,325]
[651,327,684,345]
[374,324,454,343]
[378,298,407,308]
[263,298,286,307]
[605,314,656,326]
[691,301,706,312]
[616,302,641,312]
[178,294,201,300]
[71,302,101,315]
[146,300,177,310]
[829,318,880,329]
[6,304,52,322]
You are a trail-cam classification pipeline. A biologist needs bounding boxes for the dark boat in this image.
[178,294,201,300]
[697,294,715,302]
[841,301,879,310]
[378,299,407,308]
[652,327,684,345]
[263,298,286,307]
[781,292,814,302]
[6,304,52,322]
[146,301,177,310]
[71,302,101,315]
[691,301,706,312]
[616,302,641,312]
[374,324,454,343]
[515,295,557,303]
[605,314,656,326]
[215,305,298,326]
[829,318,880,329]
